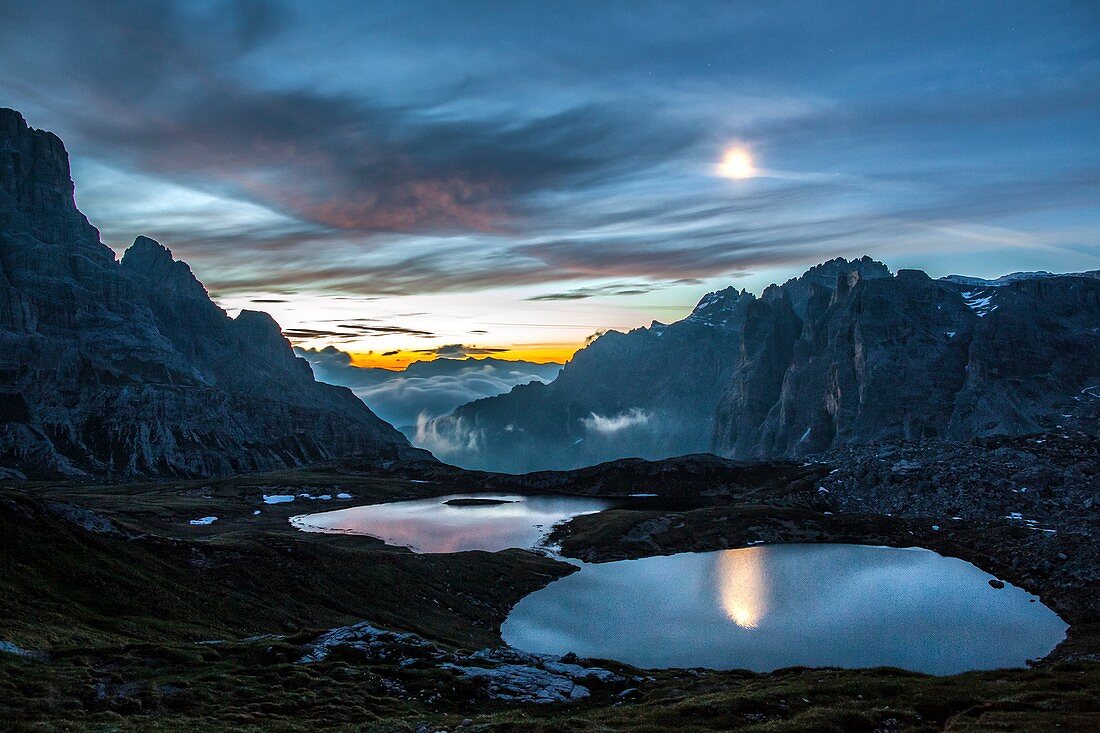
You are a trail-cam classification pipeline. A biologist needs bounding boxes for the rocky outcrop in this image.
[420,256,1099,472]
[816,430,1100,537]
[298,620,623,704]
[0,108,412,479]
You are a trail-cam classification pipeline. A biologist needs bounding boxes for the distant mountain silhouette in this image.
[0,108,413,479]
[420,258,1100,472]
[294,346,561,429]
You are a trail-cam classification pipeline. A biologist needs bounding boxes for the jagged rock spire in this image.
[0,108,105,252]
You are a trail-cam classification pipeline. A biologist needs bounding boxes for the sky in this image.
[2,0,1098,368]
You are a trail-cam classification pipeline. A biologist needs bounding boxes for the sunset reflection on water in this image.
[502,544,1069,673]
[717,548,769,629]
[291,493,611,553]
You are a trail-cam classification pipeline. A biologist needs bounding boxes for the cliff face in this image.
[413,286,756,473]
[0,108,411,479]
[714,269,1100,459]
[421,256,1099,473]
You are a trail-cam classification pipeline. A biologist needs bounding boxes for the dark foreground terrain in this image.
[2,432,1099,731]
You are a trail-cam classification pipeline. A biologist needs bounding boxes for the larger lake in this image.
[501,544,1067,674]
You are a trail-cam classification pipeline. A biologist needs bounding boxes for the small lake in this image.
[290,493,611,553]
[501,544,1067,674]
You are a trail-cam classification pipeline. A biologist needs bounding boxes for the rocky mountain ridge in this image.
[0,108,412,479]
[420,257,1100,472]
[940,270,1100,287]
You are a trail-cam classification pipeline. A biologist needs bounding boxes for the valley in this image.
[1,90,1098,732]
[3,430,1097,731]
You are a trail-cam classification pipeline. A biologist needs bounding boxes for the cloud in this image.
[0,0,698,239]
[295,346,562,427]
[295,345,352,368]
[282,323,435,341]
[2,0,1097,300]
[414,344,509,358]
[580,408,652,435]
[526,279,703,301]
[414,414,484,458]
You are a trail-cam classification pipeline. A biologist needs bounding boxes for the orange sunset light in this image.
[348,344,580,370]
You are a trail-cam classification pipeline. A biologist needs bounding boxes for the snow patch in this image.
[263,494,295,504]
[960,290,998,317]
[189,516,217,526]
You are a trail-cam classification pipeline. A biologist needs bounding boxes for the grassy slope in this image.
[1,465,1098,731]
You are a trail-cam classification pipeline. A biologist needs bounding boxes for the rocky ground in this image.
[2,433,1099,730]
[555,431,1100,660]
[817,429,1099,536]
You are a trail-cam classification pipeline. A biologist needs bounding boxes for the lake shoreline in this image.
[1,434,1097,729]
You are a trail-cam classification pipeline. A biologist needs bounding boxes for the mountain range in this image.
[3,107,1097,480]
[0,108,411,479]
[294,346,561,430]
[419,258,1100,472]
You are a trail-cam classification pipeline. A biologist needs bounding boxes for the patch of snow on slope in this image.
[960,290,998,317]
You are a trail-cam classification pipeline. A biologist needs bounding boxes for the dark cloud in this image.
[229,0,288,51]
[0,0,698,238]
[294,345,352,367]
[527,279,704,301]
[170,163,1099,298]
[2,0,1097,297]
[415,344,510,358]
[282,323,434,341]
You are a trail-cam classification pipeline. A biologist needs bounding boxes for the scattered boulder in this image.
[298,621,624,704]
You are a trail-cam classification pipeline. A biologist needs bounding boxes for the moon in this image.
[718,147,756,179]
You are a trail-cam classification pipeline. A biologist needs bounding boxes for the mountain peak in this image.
[938,270,1099,287]
[687,286,753,327]
[122,235,174,267]
[121,236,209,299]
[0,108,411,478]
[0,108,105,252]
[803,255,891,283]
[774,255,892,317]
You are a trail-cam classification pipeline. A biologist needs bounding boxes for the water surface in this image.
[291,493,611,553]
[501,544,1067,674]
